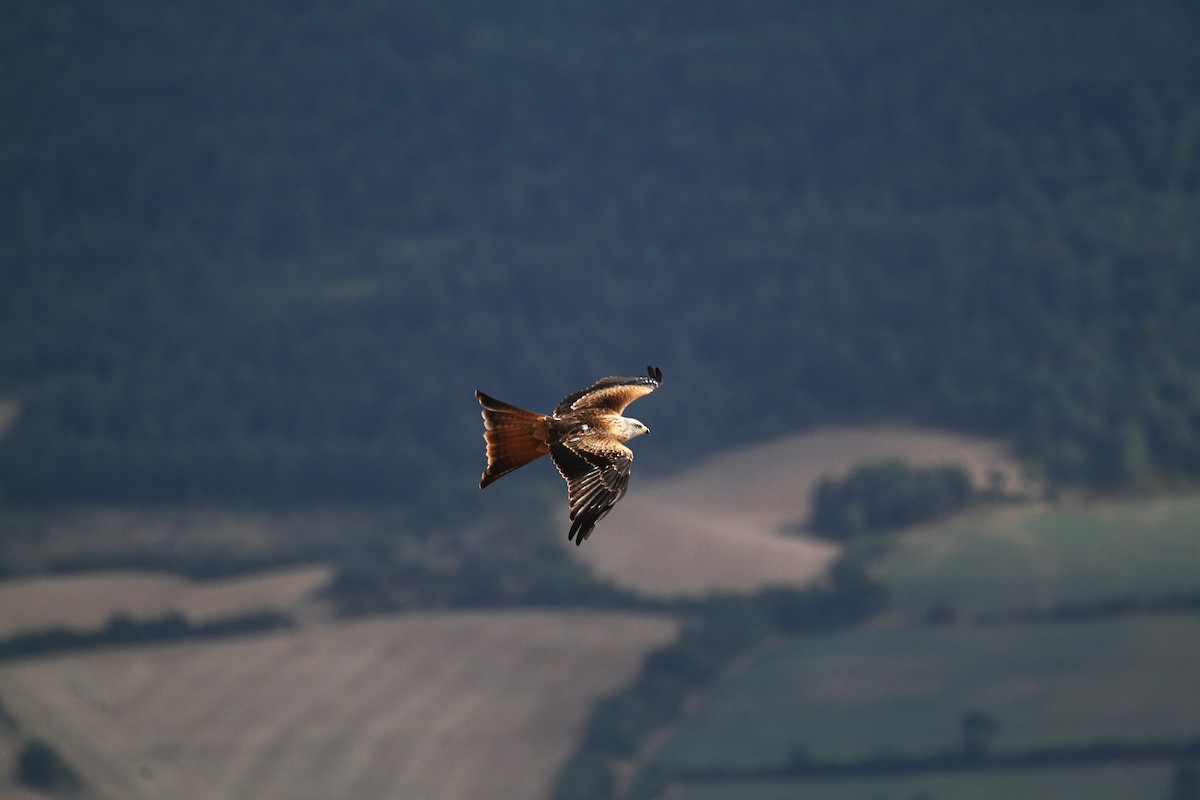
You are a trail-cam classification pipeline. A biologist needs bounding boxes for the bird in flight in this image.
[476,366,663,545]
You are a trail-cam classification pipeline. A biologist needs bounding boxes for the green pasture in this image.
[654,615,1200,770]
[669,763,1175,800]
[875,495,1200,620]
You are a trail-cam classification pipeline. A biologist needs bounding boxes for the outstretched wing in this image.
[555,365,663,416]
[550,435,633,546]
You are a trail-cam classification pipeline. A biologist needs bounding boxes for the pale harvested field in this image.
[0,610,677,800]
[575,425,1028,597]
[0,566,332,637]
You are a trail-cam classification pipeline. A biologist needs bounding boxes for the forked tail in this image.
[476,391,551,488]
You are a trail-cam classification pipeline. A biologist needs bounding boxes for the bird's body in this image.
[476,366,662,545]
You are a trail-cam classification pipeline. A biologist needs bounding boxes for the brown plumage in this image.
[476,365,662,545]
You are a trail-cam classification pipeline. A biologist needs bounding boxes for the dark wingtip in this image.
[647,365,662,383]
[568,516,591,545]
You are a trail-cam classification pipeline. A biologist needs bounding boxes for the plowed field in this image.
[0,610,676,800]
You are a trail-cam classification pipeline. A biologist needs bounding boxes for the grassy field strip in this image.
[667,763,1173,800]
[655,615,1200,770]
[877,496,1200,620]
[576,426,1024,597]
[0,610,677,800]
[0,566,332,637]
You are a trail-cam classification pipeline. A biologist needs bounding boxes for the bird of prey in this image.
[476,366,663,545]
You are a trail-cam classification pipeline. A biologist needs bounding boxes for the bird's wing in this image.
[555,365,663,415]
[549,434,634,545]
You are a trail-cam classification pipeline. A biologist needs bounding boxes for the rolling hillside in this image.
[0,423,1024,799]
[630,485,1200,800]
[0,429,1196,800]
[3,2,1199,798]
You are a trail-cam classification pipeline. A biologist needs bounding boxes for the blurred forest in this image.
[2,0,1199,513]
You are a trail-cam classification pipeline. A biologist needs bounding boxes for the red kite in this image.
[476,366,663,545]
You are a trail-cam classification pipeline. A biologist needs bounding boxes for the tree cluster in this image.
[15,739,82,794]
[0,610,292,662]
[810,461,975,539]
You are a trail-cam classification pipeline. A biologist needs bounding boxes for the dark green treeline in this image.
[2,1,1199,510]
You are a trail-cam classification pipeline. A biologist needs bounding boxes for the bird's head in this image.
[621,417,650,440]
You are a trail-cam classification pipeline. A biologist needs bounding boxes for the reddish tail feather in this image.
[476,391,551,488]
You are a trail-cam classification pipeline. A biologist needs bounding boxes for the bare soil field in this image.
[574,425,1028,597]
[0,566,332,637]
[0,610,677,800]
